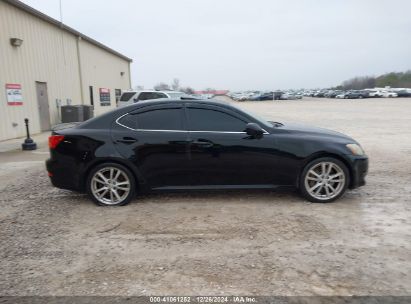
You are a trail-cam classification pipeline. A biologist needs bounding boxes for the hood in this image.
[277,122,355,142]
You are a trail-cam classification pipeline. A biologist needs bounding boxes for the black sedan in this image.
[344,91,369,99]
[46,99,368,206]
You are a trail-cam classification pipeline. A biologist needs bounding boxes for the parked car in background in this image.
[342,91,365,99]
[365,90,383,98]
[273,91,284,100]
[249,92,273,101]
[380,90,398,98]
[358,90,370,98]
[46,98,368,206]
[347,91,361,99]
[281,93,300,100]
[294,93,303,99]
[327,90,344,98]
[395,90,411,97]
[118,90,186,107]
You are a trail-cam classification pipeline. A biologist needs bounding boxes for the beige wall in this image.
[0,1,131,141]
[78,39,131,116]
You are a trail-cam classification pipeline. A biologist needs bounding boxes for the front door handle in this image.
[192,139,213,148]
[116,137,138,144]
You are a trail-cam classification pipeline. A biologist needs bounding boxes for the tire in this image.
[86,162,136,206]
[299,157,350,203]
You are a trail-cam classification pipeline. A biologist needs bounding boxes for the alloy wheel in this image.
[91,167,131,205]
[304,162,346,201]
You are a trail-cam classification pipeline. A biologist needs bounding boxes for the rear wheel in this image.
[300,157,349,203]
[87,163,136,206]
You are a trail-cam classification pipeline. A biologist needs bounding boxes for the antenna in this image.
[59,0,66,65]
[59,0,63,22]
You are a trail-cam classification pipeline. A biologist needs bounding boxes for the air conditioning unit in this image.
[82,105,94,121]
[61,105,94,123]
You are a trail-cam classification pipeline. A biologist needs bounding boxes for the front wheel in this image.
[300,157,349,203]
[87,163,136,206]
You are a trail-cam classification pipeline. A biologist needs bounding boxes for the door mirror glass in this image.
[245,123,264,138]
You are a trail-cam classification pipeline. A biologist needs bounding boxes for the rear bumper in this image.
[46,158,83,192]
[347,156,368,189]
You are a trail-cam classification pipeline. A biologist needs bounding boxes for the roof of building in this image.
[4,0,132,62]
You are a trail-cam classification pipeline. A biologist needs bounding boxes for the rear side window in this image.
[118,108,184,131]
[120,92,135,101]
[187,108,246,132]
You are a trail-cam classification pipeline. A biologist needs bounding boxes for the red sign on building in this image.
[5,83,23,105]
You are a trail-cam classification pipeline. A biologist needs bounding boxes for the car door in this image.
[185,103,281,186]
[112,104,190,189]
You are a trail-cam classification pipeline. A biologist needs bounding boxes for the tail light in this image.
[49,135,65,149]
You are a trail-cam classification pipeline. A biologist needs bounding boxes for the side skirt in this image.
[150,184,293,192]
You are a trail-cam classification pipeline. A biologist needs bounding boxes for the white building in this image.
[0,0,132,141]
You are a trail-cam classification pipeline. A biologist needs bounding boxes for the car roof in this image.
[132,98,231,108]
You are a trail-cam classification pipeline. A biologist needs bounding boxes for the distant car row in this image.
[118,87,411,106]
[305,88,411,99]
[227,91,303,101]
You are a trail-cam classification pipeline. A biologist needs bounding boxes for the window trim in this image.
[116,113,248,133]
[115,104,269,134]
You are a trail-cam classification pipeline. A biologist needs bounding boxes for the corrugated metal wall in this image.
[0,1,131,141]
[79,39,132,117]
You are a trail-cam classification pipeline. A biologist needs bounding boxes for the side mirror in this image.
[245,123,264,138]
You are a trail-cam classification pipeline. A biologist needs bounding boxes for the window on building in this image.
[115,89,122,105]
[89,86,94,106]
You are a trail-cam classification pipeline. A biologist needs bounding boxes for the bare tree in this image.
[342,76,376,90]
[171,78,180,91]
[154,82,171,91]
[181,86,195,94]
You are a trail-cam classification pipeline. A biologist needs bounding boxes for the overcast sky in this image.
[22,0,411,91]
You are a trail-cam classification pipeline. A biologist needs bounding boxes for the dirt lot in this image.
[0,97,410,296]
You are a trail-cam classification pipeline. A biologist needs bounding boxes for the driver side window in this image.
[187,107,247,132]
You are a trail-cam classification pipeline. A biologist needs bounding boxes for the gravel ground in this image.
[0,97,410,296]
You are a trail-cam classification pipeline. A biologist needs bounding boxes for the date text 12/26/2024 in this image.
[149,297,257,303]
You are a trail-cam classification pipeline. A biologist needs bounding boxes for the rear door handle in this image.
[192,139,213,148]
[116,137,138,144]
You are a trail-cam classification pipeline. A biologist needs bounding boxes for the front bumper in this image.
[346,155,368,189]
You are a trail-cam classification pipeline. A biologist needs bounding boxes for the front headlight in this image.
[346,143,365,156]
